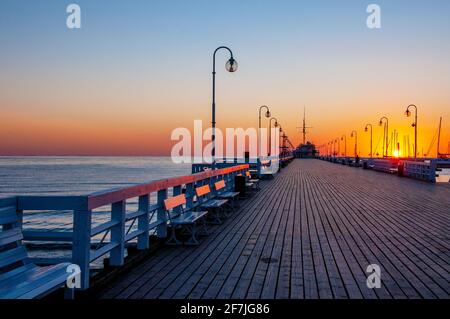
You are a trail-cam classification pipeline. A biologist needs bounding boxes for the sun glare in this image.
[393,150,400,158]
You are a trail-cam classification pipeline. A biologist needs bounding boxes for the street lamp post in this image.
[364,124,373,158]
[211,46,237,167]
[331,140,334,157]
[379,117,389,157]
[331,140,336,157]
[341,135,347,157]
[258,106,271,158]
[351,130,358,158]
[268,117,279,156]
[405,104,418,159]
[279,127,284,156]
[336,138,340,158]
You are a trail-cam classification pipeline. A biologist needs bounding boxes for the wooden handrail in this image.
[9,163,250,290]
[87,164,249,210]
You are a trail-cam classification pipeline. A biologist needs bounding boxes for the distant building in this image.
[294,142,317,158]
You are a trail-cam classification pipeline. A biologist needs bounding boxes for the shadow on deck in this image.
[97,159,450,299]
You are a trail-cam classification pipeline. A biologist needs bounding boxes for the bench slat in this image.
[0,264,35,282]
[195,185,211,197]
[218,191,240,199]
[200,199,228,209]
[171,211,208,225]
[164,194,186,210]
[0,246,28,269]
[214,180,226,191]
[0,208,72,299]
[0,206,18,225]
[0,263,70,299]
[0,227,23,246]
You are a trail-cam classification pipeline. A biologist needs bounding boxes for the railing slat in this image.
[125,229,146,242]
[23,231,73,241]
[90,241,119,262]
[91,220,119,237]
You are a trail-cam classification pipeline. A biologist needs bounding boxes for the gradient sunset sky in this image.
[0,0,449,156]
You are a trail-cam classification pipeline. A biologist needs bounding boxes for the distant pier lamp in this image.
[268,117,279,156]
[364,124,373,158]
[341,135,347,157]
[405,104,418,159]
[211,46,237,167]
[258,106,271,157]
[335,138,340,158]
[379,116,389,157]
[351,130,358,158]
[279,126,283,154]
[330,140,336,157]
[330,140,334,157]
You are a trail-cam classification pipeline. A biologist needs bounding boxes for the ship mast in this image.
[302,107,306,145]
[437,116,442,158]
[296,107,313,147]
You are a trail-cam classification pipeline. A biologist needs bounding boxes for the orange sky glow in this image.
[0,1,449,157]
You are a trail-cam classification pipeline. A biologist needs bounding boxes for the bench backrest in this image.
[214,180,226,191]
[0,206,28,273]
[163,194,186,210]
[195,185,211,197]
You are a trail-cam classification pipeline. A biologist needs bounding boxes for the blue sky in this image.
[0,0,449,155]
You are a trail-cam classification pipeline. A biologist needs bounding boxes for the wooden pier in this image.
[97,159,450,299]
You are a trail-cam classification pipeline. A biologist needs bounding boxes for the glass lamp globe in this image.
[226,58,238,72]
[265,110,271,118]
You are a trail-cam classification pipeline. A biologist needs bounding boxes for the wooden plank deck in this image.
[97,159,450,299]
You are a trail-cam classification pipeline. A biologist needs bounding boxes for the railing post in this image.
[73,210,92,290]
[110,200,125,266]
[157,189,168,238]
[137,195,150,250]
[185,183,194,209]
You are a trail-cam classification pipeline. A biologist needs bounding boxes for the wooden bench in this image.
[246,171,260,191]
[195,185,229,223]
[214,180,240,212]
[0,206,72,299]
[163,194,208,245]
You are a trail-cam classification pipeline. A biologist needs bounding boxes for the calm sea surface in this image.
[0,156,191,262]
[0,156,190,197]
